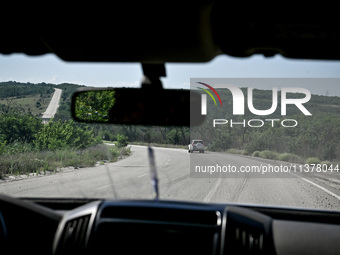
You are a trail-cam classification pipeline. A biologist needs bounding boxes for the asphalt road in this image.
[0,145,340,211]
[41,88,62,120]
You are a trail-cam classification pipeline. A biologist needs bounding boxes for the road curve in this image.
[0,145,339,211]
[41,88,62,120]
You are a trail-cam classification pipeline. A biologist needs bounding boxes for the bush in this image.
[0,114,43,144]
[259,150,279,160]
[34,120,98,150]
[252,151,260,157]
[278,153,302,163]
[305,157,321,165]
[109,145,131,159]
[0,138,7,155]
[116,134,129,148]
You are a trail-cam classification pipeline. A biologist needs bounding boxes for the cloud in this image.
[48,75,63,84]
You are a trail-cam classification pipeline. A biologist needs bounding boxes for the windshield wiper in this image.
[148,146,159,200]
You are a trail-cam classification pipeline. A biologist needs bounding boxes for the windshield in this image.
[1,54,340,211]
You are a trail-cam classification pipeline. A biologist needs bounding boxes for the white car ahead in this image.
[188,140,205,153]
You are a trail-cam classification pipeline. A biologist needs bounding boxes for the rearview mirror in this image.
[71,88,204,126]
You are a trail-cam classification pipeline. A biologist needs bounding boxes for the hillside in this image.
[0,81,84,118]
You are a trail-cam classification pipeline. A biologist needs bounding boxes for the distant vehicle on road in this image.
[188,140,205,153]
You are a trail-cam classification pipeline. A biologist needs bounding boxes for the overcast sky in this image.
[1,53,340,96]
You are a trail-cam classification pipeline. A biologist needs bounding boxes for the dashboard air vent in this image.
[223,207,275,255]
[56,214,91,255]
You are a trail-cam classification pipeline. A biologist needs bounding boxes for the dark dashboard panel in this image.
[1,196,340,255]
[91,202,222,255]
[52,200,276,255]
[93,220,218,255]
[0,195,62,255]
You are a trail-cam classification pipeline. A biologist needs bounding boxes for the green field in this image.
[0,94,52,116]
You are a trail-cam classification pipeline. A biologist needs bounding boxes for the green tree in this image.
[34,120,98,150]
[0,114,43,143]
[208,129,232,151]
[167,128,180,145]
[116,134,128,147]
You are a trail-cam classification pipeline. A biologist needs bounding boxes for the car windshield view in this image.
[1,54,340,212]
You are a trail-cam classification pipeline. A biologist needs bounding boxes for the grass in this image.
[0,144,131,179]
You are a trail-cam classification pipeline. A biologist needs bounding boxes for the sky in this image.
[1,53,340,96]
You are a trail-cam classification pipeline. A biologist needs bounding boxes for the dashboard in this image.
[1,194,340,255]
